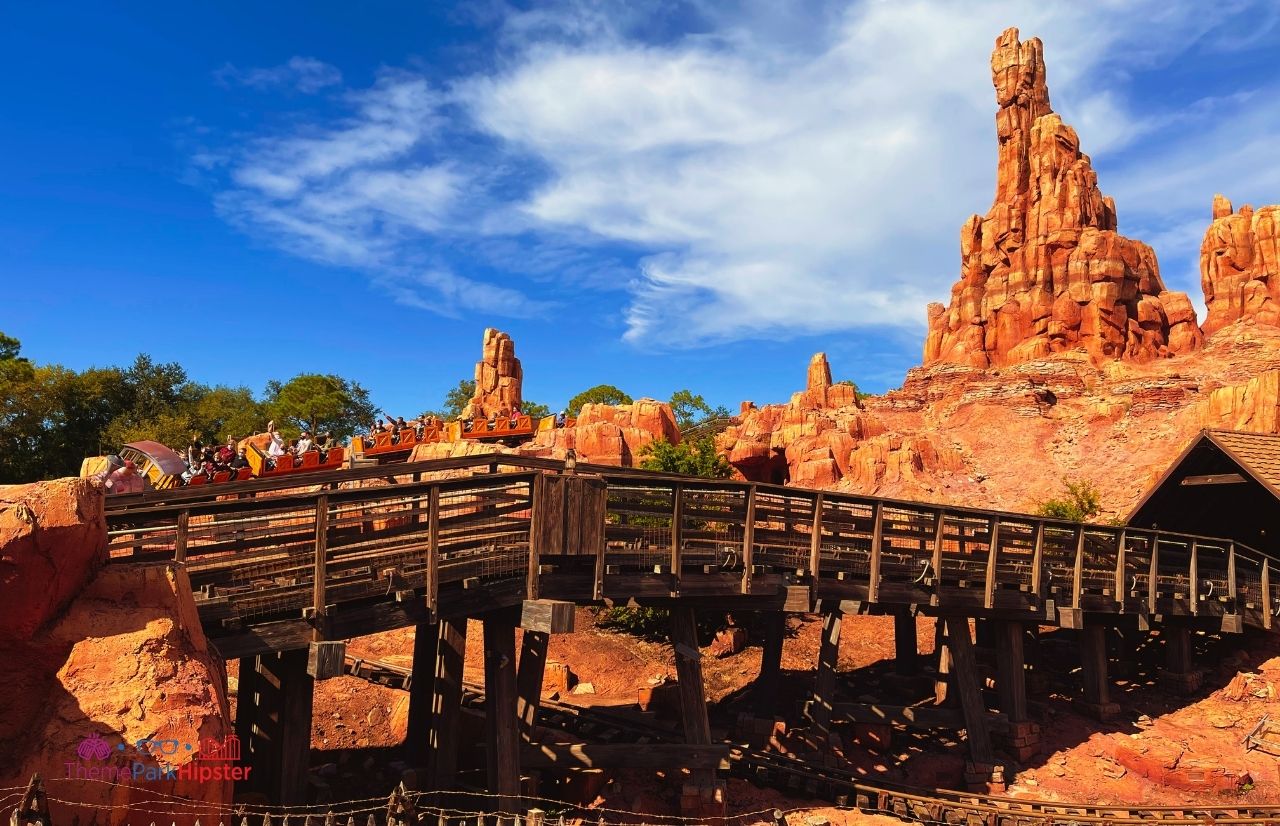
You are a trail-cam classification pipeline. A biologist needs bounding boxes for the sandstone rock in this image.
[461,328,523,420]
[0,563,231,826]
[0,477,106,641]
[1200,196,1280,335]
[924,28,1199,368]
[521,398,679,466]
[1194,369,1280,432]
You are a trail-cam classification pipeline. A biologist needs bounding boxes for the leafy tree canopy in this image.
[1036,478,1103,522]
[421,379,476,421]
[265,374,378,439]
[639,436,732,479]
[522,400,552,420]
[567,384,631,417]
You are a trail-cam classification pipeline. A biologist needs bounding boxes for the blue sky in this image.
[3,1,1279,417]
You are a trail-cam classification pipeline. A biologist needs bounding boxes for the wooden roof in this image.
[1127,428,1280,525]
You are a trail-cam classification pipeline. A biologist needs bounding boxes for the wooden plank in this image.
[405,620,439,766]
[931,511,946,607]
[1189,540,1200,615]
[306,640,345,679]
[671,484,684,595]
[426,486,440,616]
[1030,520,1045,601]
[867,502,884,602]
[808,492,824,583]
[516,630,549,743]
[1114,530,1127,609]
[1227,541,1238,615]
[1148,533,1161,614]
[483,612,520,814]
[527,473,544,600]
[1071,526,1085,609]
[830,702,1009,732]
[1080,623,1109,706]
[670,607,712,746]
[811,608,843,736]
[312,494,329,641]
[520,599,575,634]
[995,621,1027,722]
[429,617,467,790]
[894,608,918,676]
[1179,473,1246,486]
[741,485,757,595]
[983,518,999,610]
[268,649,315,805]
[522,743,729,769]
[754,611,785,715]
[943,616,993,764]
[1264,559,1273,631]
[174,509,189,563]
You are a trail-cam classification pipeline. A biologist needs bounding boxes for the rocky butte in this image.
[924,28,1202,368]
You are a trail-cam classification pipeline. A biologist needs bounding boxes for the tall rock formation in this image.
[924,28,1202,368]
[1201,194,1280,335]
[463,328,522,420]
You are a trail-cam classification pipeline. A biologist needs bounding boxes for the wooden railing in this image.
[105,455,1278,643]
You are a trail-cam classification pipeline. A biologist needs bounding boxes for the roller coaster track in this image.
[342,655,1275,826]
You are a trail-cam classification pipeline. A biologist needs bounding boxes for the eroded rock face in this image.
[523,398,680,466]
[462,328,523,420]
[924,28,1201,368]
[1201,195,1280,335]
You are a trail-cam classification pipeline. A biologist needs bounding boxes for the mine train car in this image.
[351,414,576,463]
[81,439,346,491]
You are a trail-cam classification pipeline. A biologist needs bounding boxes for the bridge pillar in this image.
[484,611,521,815]
[1079,623,1120,720]
[811,608,843,737]
[517,630,550,742]
[993,620,1040,763]
[943,617,1001,791]
[1159,620,1203,694]
[893,608,919,676]
[753,611,786,714]
[932,618,954,706]
[234,650,314,805]
[670,607,724,820]
[427,617,468,790]
[405,620,439,769]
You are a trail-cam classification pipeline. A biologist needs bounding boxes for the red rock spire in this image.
[924,28,1201,368]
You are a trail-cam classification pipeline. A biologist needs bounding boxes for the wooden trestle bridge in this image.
[104,454,1275,813]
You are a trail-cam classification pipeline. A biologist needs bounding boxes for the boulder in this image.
[924,27,1199,368]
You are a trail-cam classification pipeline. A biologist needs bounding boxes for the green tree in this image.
[639,436,732,479]
[265,374,378,439]
[521,400,552,420]
[1036,478,1103,522]
[835,379,862,401]
[669,389,713,429]
[0,332,27,363]
[567,384,631,417]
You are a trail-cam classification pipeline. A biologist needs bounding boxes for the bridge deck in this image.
[104,455,1274,659]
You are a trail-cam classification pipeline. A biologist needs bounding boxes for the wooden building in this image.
[1128,428,1280,549]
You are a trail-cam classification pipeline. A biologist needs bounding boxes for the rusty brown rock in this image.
[925,27,1199,368]
[522,398,680,466]
[462,328,523,420]
[1200,195,1280,335]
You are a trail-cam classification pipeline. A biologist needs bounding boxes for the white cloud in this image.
[216,56,343,93]
[205,0,1280,343]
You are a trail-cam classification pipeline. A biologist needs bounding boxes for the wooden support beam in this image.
[1165,621,1193,674]
[1080,623,1110,706]
[670,484,684,595]
[867,502,884,601]
[520,599,575,634]
[1114,530,1127,610]
[522,743,729,770]
[244,650,313,805]
[808,493,824,583]
[1148,534,1161,615]
[983,518,1000,609]
[754,611,785,715]
[517,630,550,743]
[943,617,993,764]
[527,473,544,600]
[1189,541,1200,615]
[670,607,712,746]
[426,486,440,616]
[811,608,843,737]
[1071,527,1085,610]
[742,486,757,594]
[829,702,1009,732]
[312,494,328,641]
[234,655,265,795]
[1030,521,1045,602]
[484,612,521,814]
[174,509,189,563]
[930,511,946,607]
[428,617,467,790]
[1264,559,1273,631]
[1179,472,1246,486]
[893,608,918,676]
[995,621,1027,722]
[405,621,440,767]
[933,618,952,706]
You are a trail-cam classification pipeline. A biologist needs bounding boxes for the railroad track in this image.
[341,656,1279,825]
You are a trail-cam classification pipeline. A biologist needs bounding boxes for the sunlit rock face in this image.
[1201,194,1280,336]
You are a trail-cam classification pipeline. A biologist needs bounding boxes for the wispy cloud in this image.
[215,56,343,93]
[200,0,1280,346]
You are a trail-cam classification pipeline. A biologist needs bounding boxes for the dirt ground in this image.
[229,609,1280,818]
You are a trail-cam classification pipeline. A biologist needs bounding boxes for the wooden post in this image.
[234,656,265,795]
[931,511,946,606]
[868,502,884,601]
[1147,534,1160,614]
[894,608,918,676]
[426,487,440,616]
[252,650,314,805]
[808,493,824,582]
[995,621,1027,722]
[1080,623,1110,707]
[406,621,440,766]
[1227,542,1238,613]
[174,509,189,563]
[1264,559,1273,631]
[742,485,757,595]
[670,484,684,594]
[754,611,785,714]
[313,494,329,641]
[516,630,550,743]
[811,608,843,737]
[484,612,520,815]
[983,518,1000,609]
[943,617,993,764]
[1165,621,1193,674]
[1114,530,1127,609]
[1071,527,1086,609]
[1189,541,1200,615]
[428,618,467,790]
[933,618,953,705]
[669,607,712,746]
[527,474,544,601]
[1030,521,1045,601]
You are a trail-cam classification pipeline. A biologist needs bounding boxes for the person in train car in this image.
[555,410,567,428]
[186,439,203,468]
[486,411,497,431]
[295,430,314,455]
[230,448,251,478]
[463,417,474,433]
[104,460,144,494]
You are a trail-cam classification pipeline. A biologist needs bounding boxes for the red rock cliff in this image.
[463,328,523,420]
[924,28,1201,368]
[1201,194,1280,335]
